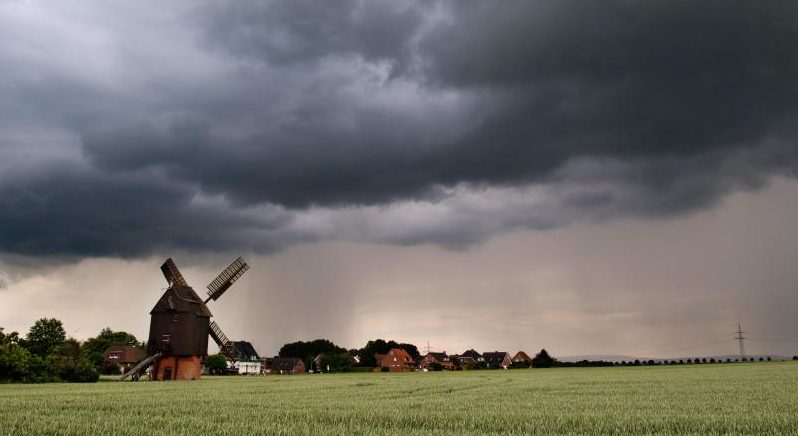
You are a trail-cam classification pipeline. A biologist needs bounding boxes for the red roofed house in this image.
[420,352,454,370]
[512,351,533,365]
[375,348,415,372]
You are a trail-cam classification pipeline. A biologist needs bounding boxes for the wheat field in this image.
[1,362,796,435]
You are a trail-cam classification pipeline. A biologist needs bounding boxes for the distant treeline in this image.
[0,318,142,383]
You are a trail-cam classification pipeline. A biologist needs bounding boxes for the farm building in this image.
[375,348,415,371]
[483,352,512,369]
[420,352,454,370]
[103,345,145,373]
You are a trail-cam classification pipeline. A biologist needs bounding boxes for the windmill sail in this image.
[161,258,189,287]
[205,257,249,302]
[209,321,239,362]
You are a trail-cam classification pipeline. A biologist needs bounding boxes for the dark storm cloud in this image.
[0,162,293,256]
[1,0,798,256]
[200,0,428,69]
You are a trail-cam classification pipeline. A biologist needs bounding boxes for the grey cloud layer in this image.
[1,0,797,256]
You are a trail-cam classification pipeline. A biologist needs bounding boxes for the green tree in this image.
[205,354,228,375]
[25,318,66,357]
[0,343,33,381]
[279,339,347,370]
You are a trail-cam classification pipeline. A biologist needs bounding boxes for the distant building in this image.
[512,351,533,365]
[103,345,145,373]
[375,348,415,372]
[483,351,512,369]
[263,357,306,374]
[230,341,260,374]
[461,349,484,362]
[420,352,454,370]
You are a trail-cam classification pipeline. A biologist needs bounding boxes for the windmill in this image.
[120,257,250,381]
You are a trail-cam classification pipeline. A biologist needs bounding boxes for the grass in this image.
[1,362,797,435]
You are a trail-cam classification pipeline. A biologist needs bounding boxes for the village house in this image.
[230,341,261,374]
[103,345,145,373]
[375,348,415,371]
[512,351,533,366]
[483,351,512,369]
[420,352,454,370]
[461,348,485,362]
[263,357,306,374]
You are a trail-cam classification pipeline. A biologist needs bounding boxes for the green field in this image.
[1,362,796,435]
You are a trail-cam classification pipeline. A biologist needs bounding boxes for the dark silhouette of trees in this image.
[279,339,347,369]
[531,349,555,368]
[356,339,420,367]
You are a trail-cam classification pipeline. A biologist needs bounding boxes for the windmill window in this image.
[162,334,170,343]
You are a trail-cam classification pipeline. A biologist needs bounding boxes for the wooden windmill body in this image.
[122,257,249,381]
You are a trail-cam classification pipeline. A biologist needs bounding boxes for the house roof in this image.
[232,341,259,361]
[461,349,482,359]
[512,351,532,362]
[424,352,449,361]
[483,352,510,364]
[376,348,413,365]
[103,345,145,364]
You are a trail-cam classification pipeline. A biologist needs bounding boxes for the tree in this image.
[279,339,347,370]
[0,342,34,382]
[205,354,228,375]
[531,349,555,368]
[25,318,66,357]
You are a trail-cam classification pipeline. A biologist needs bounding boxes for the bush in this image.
[380,367,389,372]
[532,349,555,368]
[429,362,444,371]
[71,359,99,383]
[102,363,121,375]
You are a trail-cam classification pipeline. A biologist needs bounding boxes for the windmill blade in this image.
[161,258,189,287]
[209,321,238,362]
[205,256,249,302]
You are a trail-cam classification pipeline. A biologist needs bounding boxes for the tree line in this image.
[0,318,142,383]
[275,338,421,372]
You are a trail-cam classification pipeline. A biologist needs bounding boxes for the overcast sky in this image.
[1,0,797,358]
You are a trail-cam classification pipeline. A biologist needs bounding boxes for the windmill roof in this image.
[150,285,212,317]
